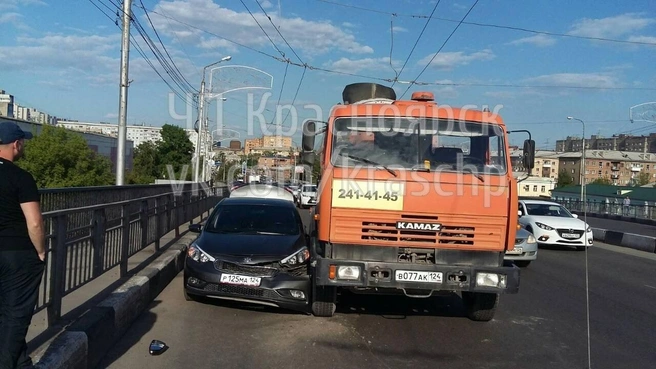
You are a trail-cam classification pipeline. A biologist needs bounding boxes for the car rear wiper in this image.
[340,153,397,177]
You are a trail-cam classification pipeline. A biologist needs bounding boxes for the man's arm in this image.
[21,201,46,260]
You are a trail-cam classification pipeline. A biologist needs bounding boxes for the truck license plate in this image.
[220,274,261,286]
[395,270,443,283]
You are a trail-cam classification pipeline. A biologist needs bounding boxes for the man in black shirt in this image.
[0,121,46,369]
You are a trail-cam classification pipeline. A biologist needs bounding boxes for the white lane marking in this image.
[645,285,656,290]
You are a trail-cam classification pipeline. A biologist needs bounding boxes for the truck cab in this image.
[300,83,535,321]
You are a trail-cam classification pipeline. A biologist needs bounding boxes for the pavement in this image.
[95,236,656,369]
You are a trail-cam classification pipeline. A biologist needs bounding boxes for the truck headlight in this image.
[476,272,507,288]
[187,243,215,263]
[337,265,361,280]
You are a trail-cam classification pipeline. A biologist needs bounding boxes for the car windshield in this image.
[204,204,301,235]
[525,203,573,217]
[302,185,316,192]
[330,117,507,174]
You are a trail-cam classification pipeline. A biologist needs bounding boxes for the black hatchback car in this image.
[183,197,311,312]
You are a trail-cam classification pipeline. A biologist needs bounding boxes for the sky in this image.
[1,0,656,149]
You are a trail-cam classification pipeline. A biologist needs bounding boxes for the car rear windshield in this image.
[302,185,316,192]
[204,204,301,235]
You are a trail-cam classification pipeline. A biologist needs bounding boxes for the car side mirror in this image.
[301,120,316,166]
[189,224,202,233]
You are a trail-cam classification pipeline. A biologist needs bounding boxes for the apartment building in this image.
[556,133,656,153]
[244,135,293,155]
[0,90,14,118]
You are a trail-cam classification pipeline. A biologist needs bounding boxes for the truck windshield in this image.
[330,117,507,174]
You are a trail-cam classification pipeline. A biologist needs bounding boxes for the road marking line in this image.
[645,285,656,290]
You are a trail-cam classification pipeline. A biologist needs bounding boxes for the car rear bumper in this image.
[184,258,311,312]
[313,256,519,294]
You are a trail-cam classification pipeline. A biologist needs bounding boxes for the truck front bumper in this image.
[313,257,519,294]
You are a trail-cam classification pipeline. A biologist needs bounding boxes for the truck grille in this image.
[332,211,503,249]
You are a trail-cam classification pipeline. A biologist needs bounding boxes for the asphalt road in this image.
[97,209,656,369]
[584,216,656,237]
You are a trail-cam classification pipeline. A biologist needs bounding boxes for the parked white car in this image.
[518,199,593,250]
[297,184,317,208]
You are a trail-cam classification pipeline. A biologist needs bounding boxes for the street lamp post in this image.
[194,55,231,183]
[567,116,586,205]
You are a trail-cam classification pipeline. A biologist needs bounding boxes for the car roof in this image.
[520,199,560,206]
[218,196,296,208]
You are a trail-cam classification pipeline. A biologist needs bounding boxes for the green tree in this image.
[158,124,195,180]
[636,172,650,186]
[590,177,612,185]
[556,170,574,188]
[127,141,160,184]
[17,125,114,188]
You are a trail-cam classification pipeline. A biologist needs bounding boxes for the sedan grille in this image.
[215,261,278,277]
[203,283,279,299]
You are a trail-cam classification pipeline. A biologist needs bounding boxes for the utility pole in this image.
[116,0,132,185]
[194,80,206,183]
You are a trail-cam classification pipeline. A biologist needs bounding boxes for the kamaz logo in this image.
[396,221,442,231]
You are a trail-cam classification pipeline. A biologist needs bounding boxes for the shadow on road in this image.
[188,295,310,316]
[335,290,467,319]
[94,300,161,369]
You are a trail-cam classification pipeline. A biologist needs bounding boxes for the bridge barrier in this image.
[591,228,656,253]
[33,232,199,369]
[34,183,225,329]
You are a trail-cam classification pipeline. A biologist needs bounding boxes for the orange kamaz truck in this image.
[300,83,535,321]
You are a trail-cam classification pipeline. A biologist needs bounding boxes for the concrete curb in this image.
[592,227,656,254]
[32,233,198,369]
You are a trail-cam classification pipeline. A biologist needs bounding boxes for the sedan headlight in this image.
[527,234,536,244]
[586,226,591,232]
[281,247,310,267]
[535,222,554,231]
[187,243,215,263]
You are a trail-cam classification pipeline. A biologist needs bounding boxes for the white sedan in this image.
[518,199,593,250]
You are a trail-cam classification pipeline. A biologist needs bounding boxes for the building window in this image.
[541,186,545,192]
[533,185,538,192]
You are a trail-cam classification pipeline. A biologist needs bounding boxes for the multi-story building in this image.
[513,174,556,197]
[56,120,209,153]
[244,135,293,155]
[557,150,656,186]
[511,150,561,180]
[0,90,14,118]
[556,133,656,153]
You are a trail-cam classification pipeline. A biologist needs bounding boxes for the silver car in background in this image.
[505,227,538,268]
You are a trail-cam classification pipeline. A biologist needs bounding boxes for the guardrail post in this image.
[167,193,173,236]
[140,199,148,249]
[120,203,130,277]
[174,194,180,238]
[154,197,161,252]
[47,214,68,326]
[92,208,106,278]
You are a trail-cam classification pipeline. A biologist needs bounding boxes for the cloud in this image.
[416,49,495,70]
[432,80,458,99]
[392,26,408,33]
[0,0,46,10]
[324,57,397,74]
[627,35,656,45]
[522,73,621,89]
[508,34,556,47]
[484,91,516,99]
[104,113,119,119]
[149,0,374,55]
[567,13,655,39]
[260,0,274,9]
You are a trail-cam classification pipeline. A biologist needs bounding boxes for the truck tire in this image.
[462,292,499,322]
[312,286,337,317]
[342,83,396,104]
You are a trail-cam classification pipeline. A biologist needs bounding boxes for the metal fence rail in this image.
[556,199,656,221]
[36,186,226,327]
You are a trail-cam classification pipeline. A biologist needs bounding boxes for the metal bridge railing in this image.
[556,199,656,222]
[35,185,226,327]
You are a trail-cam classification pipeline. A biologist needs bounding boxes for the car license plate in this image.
[395,270,442,283]
[506,247,523,255]
[220,274,261,286]
[562,233,579,239]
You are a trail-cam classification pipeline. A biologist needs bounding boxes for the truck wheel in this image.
[514,260,531,268]
[462,292,499,322]
[312,286,337,317]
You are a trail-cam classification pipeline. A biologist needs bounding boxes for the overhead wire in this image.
[400,0,480,98]
[391,0,441,88]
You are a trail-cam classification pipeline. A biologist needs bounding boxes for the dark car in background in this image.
[183,197,311,313]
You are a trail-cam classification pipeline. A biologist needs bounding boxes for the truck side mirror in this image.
[523,139,535,171]
[301,120,316,165]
